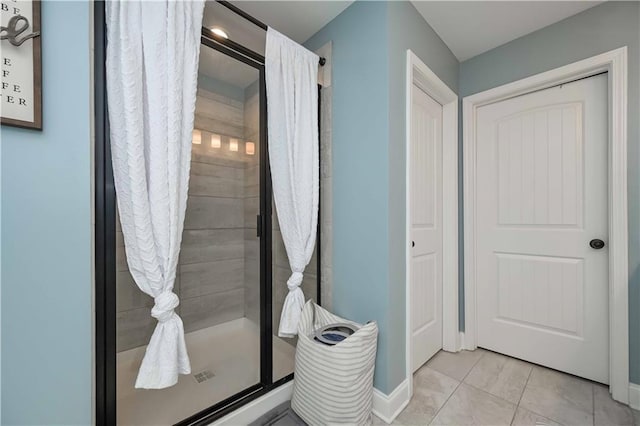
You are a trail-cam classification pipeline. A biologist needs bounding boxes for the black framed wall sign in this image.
[1,0,42,130]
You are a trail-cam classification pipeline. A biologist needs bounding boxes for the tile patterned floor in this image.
[378,349,640,426]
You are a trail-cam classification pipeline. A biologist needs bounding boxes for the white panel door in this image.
[476,74,609,383]
[410,85,443,372]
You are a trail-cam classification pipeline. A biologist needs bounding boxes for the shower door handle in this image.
[257,214,262,238]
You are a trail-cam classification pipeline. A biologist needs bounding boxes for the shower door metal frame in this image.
[95,3,116,424]
[177,33,277,426]
[94,3,323,424]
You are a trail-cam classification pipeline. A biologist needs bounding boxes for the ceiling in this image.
[200,0,605,81]
[199,1,353,87]
[227,1,354,44]
[412,1,604,61]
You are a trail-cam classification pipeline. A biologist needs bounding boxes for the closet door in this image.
[475,74,609,383]
[410,84,443,372]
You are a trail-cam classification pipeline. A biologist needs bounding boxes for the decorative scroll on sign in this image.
[1,0,41,130]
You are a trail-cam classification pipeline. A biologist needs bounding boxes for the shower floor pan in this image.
[116,318,296,425]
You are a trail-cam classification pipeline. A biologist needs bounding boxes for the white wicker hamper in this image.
[291,301,378,425]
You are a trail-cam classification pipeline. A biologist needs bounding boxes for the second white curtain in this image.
[106,0,204,389]
[265,28,320,338]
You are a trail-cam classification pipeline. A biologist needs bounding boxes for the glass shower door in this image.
[179,42,263,411]
[115,43,264,426]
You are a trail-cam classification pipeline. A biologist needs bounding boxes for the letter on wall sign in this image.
[1,0,42,130]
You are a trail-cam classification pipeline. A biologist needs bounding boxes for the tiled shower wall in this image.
[182,86,254,335]
[116,85,259,352]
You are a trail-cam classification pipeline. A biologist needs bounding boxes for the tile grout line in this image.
[510,365,534,425]
[426,378,462,425]
[515,366,598,426]
[592,383,595,426]
[461,349,488,382]
[427,350,488,425]
[464,380,520,404]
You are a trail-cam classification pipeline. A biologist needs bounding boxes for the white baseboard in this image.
[460,332,476,351]
[629,383,640,411]
[372,379,411,424]
[211,381,293,426]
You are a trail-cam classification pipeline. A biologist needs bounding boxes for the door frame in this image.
[405,50,459,396]
[462,47,629,403]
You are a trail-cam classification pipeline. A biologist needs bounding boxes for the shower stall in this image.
[95,2,321,424]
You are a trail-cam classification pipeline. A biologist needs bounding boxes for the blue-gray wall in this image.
[1,2,93,424]
[305,0,458,393]
[387,1,459,389]
[305,1,393,393]
[459,1,640,383]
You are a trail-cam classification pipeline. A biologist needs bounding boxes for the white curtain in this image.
[105,0,204,389]
[265,28,320,338]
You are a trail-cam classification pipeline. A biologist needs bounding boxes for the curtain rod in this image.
[216,1,326,66]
